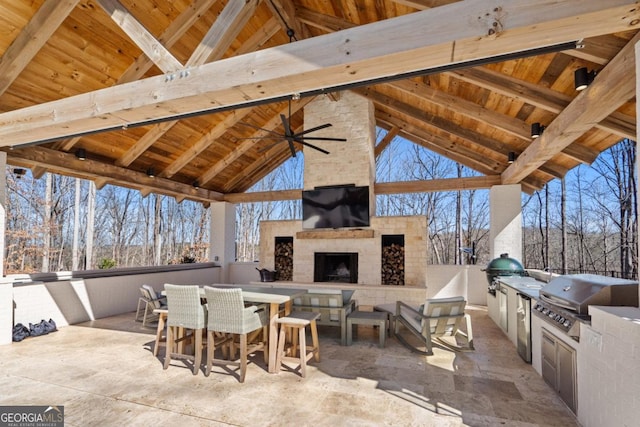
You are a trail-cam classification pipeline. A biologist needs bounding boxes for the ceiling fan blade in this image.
[237,121,283,138]
[257,139,284,153]
[294,137,330,155]
[235,136,284,141]
[287,139,297,157]
[280,114,294,138]
[295,122,332,137]
[298,136,347,142]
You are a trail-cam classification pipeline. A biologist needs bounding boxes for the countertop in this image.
[497,275,548,300]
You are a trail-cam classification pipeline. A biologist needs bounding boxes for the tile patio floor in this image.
[0,305,579,426]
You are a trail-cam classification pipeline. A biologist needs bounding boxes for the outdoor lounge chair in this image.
[135,284,167,327]
[380,296,474,356]
[204,286,267,383]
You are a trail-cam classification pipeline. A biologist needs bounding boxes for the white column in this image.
[0,152,12,345]
[210,202,236,283]
[489,184,523,263]
[636,40,640,304]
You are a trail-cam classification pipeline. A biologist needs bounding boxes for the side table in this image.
[346,310,388,348]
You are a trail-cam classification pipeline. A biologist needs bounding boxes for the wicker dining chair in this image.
[163,284,207,375]
[204,286,268,383]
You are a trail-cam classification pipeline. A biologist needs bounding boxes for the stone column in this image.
[210,202,236,283]
[489,184,522,263]
[303,91,376,214]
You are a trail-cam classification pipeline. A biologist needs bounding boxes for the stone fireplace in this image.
[259,91,427,287]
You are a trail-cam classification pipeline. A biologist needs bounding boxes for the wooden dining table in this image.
[230,286,308,373]
[163,285,308,374]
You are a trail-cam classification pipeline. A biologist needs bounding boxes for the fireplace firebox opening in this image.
[314,252,358,283]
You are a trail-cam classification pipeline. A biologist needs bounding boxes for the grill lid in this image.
[484,253,526,286]
[539,274,638,314]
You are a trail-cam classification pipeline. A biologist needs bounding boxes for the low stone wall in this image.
[6,264,220,344]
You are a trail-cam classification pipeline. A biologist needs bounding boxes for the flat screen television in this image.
[302,185,370,229]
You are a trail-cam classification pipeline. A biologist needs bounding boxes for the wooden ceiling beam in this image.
[186,0,259,67]
[563,34,630,65]
[235,17,281,55]
[95,0,183,73]
[114,121,177,167]
[375,126,399,158]
[224,189,302,203]
[375,117,549,192]
[114,0,264,169]
[387,79,530,141]
[502,30,640,184]
[50,0,218,153]
[375,176,501,194]
[374,116,503,176]
[295,7,357,32]
[265,0,311,40]
[389,0,461,10]
[4,146,223,203]
[222,136,300,193]
[360,87,516,160]
[116,0,218,83]
[449,66,636,140]
[1,1,638,147]
[222,174,502,204]
[159,108,252,179]
[0,0,79,96]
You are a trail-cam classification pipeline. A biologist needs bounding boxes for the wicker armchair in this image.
[204,286,268,383]
[163,284,207,375]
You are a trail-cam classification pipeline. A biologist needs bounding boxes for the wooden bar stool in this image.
[152,308,168,357]
[275,311,320,378]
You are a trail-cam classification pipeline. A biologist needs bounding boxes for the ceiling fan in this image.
[237,97,347,158]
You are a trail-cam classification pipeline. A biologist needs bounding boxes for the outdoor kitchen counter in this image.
[497,275,545,300]
[491,276,546,348]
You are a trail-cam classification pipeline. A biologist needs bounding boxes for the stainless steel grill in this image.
[533,274,638,341]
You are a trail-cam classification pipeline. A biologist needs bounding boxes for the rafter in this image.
[186,0,259,67]
[0,0,79,96]
[502,30,640,184]
[4,146,223,203]
[375,126,399,158]
[159,108,253,179]
[50,0,217,152]
[115,0,266,169]
[96,0,183,73]
[448,66,635,140]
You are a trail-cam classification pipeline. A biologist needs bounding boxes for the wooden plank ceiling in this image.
[0,0,638,204]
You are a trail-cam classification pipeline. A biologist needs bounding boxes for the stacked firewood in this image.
[382,243,405,286]
[274,240,293,281]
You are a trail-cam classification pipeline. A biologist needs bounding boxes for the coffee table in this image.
[346,310,388,348]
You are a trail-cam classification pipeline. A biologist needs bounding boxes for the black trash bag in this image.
[12,323,30,342]
[43,318,57,334]
[29,320,49,337]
